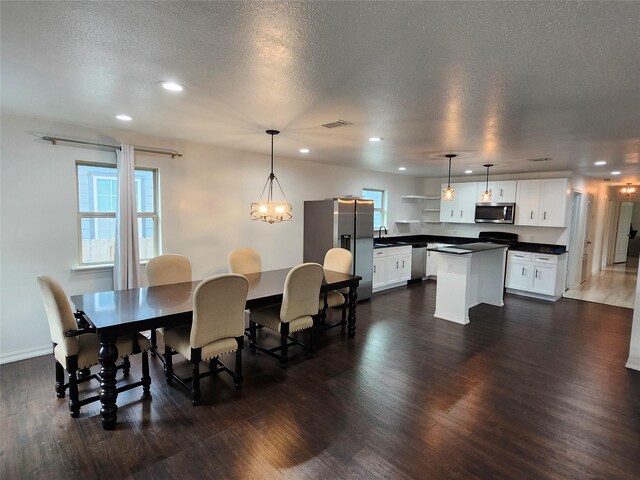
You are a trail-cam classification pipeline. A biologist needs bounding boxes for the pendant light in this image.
[620,183,637,196]
[481,163,494,202]
[250,130,293,224]
[442,154,457,201]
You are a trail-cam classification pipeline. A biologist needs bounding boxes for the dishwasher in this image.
[410,243,429,280]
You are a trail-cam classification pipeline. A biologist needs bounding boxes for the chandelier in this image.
[250,130,293,224]
[480,164,494,202]
[620,183,637,196]
[442,154,457,201]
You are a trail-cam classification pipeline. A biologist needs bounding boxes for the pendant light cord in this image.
[447,157,452,187]
[486,165,490,191]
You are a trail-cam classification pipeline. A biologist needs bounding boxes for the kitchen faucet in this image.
[378,225,388,239]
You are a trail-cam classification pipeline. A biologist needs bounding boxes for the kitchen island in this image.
[427,242,508,325]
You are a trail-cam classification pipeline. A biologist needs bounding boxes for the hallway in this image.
[564,257,638,308]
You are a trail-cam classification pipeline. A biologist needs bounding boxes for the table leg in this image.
[98,336,119,430]
[347,285,358,338]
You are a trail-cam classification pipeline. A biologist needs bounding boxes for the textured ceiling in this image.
[1,1,639,180]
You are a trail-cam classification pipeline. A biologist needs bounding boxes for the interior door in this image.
[581,194,593,282]
[614,202,633,263]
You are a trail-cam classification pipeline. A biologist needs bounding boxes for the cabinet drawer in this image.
[508,251,532,262]
[386,247,402,256]
[533,254,558,264]
[374,249,388,258]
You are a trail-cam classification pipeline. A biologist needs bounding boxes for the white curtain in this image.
[113,144,141,290]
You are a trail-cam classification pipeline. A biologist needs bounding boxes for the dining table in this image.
[70,268,361,430]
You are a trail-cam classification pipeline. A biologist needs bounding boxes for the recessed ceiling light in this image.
[161,81,184,92]
[611,171,621,175]
[368,137,383,142]
[465,170,473,174]
[594,160,607,166]
[114,114,132,121]
[398,167,406,171]
[299,148,310,154]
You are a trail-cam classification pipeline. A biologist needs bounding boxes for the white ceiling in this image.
[1,1,639,180]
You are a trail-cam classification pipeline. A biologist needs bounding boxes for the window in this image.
[362,188,386,229]
[77,162,158,265]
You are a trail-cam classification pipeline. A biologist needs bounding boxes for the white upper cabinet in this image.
[539,178,569,227]
[515,180,542,225]
[515,178,569,227]
[440,183,476,223]
[476,180,517,203]
[495,181,517,203]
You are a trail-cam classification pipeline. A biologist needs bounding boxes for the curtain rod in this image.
[41,136,182,158]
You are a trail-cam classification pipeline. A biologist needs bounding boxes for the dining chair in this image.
[319,248,352,330]
[228,247,261,274]
[249,263,324,368]
[163,273,248,406]
[37,275,151,418]
[146,254,192,356]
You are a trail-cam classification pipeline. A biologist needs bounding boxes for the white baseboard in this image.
[625,356,640,371]
[0,345,51,365]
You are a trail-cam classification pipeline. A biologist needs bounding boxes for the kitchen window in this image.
[76,161,158,265]
[362,188,387,229]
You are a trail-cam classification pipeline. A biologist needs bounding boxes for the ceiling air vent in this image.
[322,119,353,129]
[528,157,552,162]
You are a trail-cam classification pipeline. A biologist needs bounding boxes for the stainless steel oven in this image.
[475,203,515,224]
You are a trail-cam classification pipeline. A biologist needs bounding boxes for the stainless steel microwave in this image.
[475,203,516,224]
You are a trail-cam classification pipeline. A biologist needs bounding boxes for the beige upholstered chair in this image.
[146,254,192,355]
[163,274,249,406]
[228,247,261,275]
[249,263,324,368]
[319,248,353,330]
[37,275,151,418]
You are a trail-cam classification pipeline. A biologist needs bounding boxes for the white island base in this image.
[430,243,508,325]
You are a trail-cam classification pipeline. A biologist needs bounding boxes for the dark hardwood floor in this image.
[2,281,639,479]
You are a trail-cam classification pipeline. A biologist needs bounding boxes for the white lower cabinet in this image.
[505,251,567,300]
[372,246,412,292]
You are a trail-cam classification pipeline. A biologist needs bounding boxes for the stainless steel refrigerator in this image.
[303,198,374,300]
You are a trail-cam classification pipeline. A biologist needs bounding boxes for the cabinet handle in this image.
[539,257,549,261]
[522,267,525,276]
[460,210,463,218]
[500,188,503,197]
[543,212,547,220]
[535,270,539,278]
[530,211,534,219]
[450,210,454,218]
[396,261,399,269]
[402,260,405,268]
[373,265,376,273]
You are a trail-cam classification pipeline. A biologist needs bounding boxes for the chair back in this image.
[324,248,352,274]
[324,248,352,294]
[280,263,324,323]
[191,274,249,348]
[228,248,261,274]
[147,254,192,286]
[37,276,80,357]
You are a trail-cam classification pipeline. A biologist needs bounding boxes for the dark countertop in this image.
[426,242,509,255]
[373,234,567,255]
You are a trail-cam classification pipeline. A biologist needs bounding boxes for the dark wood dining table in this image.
[70,268,361,430]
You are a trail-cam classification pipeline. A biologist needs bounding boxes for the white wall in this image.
[0,113,424,362]
[626,260,640,371]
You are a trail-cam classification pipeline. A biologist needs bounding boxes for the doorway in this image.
[564,198,638,308]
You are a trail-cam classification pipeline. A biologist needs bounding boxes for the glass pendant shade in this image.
[481,163,494,202]
[442,185,455,200]
[250,130,293,224]
[442,153,457,201]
